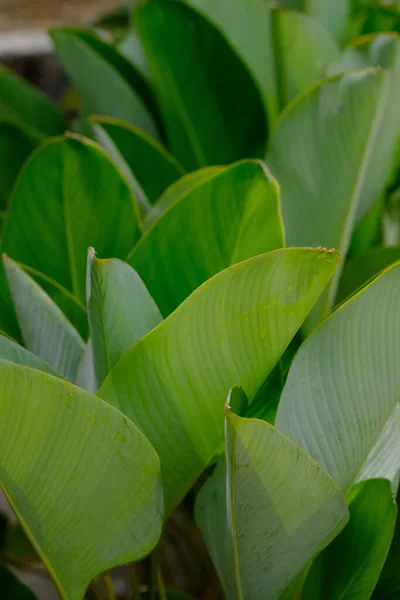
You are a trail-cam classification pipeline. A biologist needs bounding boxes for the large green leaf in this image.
[328,32,400,74]
[267,68,400,330]
[303,0,350,44]
[181,0,277,119]
[128,160,284,317]
[196,386,348,600]
[51,28,160,138]
[303,479,396,600]
[4,256,85,382]
[0,362,162,600]
[99,248,340,514]
[276,260,400,494]
[0,123,37,210]
[274,9,340,106]
[87,250,162,386]
[136,0,267,170]
[91,116,184,215]
[2,135,141,307]
[0,564,37,600]
[373,489,400,599]
[0,65,67,137]
[0,333,58,377]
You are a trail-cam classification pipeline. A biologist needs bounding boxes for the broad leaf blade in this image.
[276,260,400,493]
[304,0,350,44]
[328,32,400,75]
[0,333,58,377]
[87,250,162,386]
[0,362,163,600]
[4,256,85,382]
[128,160,284,317]
[196,387,348,600]
[99,248,340,514]
[0,123,38,210]
[267,68,400,330]
[51,28,159,138]
[136,0,267,169]
[373,489,400,599]
[303,479,397,599]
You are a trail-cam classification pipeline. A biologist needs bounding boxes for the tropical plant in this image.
[0,1,399,599]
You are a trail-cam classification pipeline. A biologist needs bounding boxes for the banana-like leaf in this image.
[0,333,58,377]
[303,0,350,44]
[91,116,184,215]
[267,68,400,330]
[196,386,348,600]
[276,260,400,493]
[0,65,67,137]
[2,135,141,310]
[128,160,284,317]
[75,340,97,394]
[4,257,84,382]
[143,167,224,230]
[0,123,37,210]
[51,28,160,138]
[274,9,340,106]
[136,0,267,170]
[99,248,340,514]
[0,564,38,600]
[373,489,400,599]
[337,246,400,303]
[328,32,400,74]
[87,250,162,386]
[0,362,163,600]
[303,479,397,600]
[181,0,277,119]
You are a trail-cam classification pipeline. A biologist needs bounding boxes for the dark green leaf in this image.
[0,564,38,600]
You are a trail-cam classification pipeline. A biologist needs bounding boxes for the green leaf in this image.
[0,564,38,600]
[303,0,350,44]
[51,28,160,138]
[4,256,85,382]
[117,31,150,80]
[347,193,384,257]
[384,187,400,246]
[195,386,348,600]
[99,248,340,514]
[373,489,400,599]
[91,116,184,215]
[136,0,268,170]
[328,32,400,74]
[75,340,97,394]
[0,123,37,210]
[337,246,400,303]
[274,9,340,106]
[0,333,58,377]
[2,135,141,306]
[267,68,400,331]
[303,479,397,600]
[0,362,163,600]
[87,250,162,386]
[181,0,277,119]
[128,160,284,317]
[0,65,67,137]
[276,260,400,494]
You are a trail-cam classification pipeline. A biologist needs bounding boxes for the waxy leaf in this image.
[0,362,163,600]
[92,116,184,215]
[136,0,267,170]
[0,333,58,377]
[99,248,340,514]
[4,257,85,382]
[303,479,397,600]
[277,260,400,493]
[268,68,400,330]
[2,135,141,308]
[128,160,284,317]
[51,28,159,138]
[87,251,162,386]
[196,386,348,600]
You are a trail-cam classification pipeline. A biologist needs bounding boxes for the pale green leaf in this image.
[99,248,340,514]
[276,260,400,493]
[304,0,350,44]
[128,160,284,317]
[87,250,162,386]
[136,0,267,170]
[0,333,58,377]
[75,340,97,394]
[4,256,85,382]
[0,361,163,600]
[196,386,348,600]
[328,32,400,75]
[267,68,400,330]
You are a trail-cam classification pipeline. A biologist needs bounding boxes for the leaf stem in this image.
[156,563,167,600]
[102,571,116,600]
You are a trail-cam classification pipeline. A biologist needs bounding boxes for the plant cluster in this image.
[0,1,399,599]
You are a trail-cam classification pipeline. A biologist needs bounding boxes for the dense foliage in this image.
[0,1,400,599]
